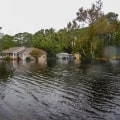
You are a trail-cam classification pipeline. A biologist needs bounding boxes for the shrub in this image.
[3,56,11,61]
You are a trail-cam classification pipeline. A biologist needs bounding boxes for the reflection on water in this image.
[0,59,120,120]
[0,61,13,82]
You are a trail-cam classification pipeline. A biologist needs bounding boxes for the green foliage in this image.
[105,12,118,24]
[14,32,33,47]
[75,0,120,60]
[112,31,120,46]
[30,28,62,55]
[0,34,16,50]
[3,56,11,61]
[75,0,103,59]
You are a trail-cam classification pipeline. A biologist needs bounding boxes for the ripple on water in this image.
[0,61,120,119]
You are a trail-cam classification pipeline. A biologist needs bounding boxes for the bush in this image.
[3,56,11,61]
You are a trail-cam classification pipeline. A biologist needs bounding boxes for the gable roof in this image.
[2,47,26,54]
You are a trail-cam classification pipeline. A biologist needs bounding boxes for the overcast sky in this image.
[0,0,120,35]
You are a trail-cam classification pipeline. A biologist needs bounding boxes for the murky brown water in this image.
[0,59,120,120]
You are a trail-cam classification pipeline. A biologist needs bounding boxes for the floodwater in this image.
[0,59,120,120]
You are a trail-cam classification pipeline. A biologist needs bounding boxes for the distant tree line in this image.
[0,0,120,61]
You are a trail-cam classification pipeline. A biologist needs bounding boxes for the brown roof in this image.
[23,47,47,55]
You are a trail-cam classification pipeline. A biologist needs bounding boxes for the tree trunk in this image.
[80,44,87,58]
[90,42,95,60]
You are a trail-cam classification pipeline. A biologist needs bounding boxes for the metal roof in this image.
[2,47,26,54]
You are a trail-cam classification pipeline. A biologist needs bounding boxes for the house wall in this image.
[38,55,47,61]
[1,47,26,60]
[0,53,17,59]
[23,54,47,61]
[22,54,31,61]
[1,47,47,61]
[73,53,80,60]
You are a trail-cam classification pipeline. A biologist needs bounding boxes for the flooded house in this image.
[0,47,47,62]
[22,47,47,61]
[0,47,26,59]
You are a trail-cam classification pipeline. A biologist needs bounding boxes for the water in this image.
[0,59,120,120]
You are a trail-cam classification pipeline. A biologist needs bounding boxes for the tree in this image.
[1,34,16,50]
[14,32,33,47]
[112,27,120,46]
[105,12,118,24]
[105,12,119,45]
[67,21,80,31]
[30,28,61,55]
[57,28,73,53]
[30,49,41,62]
[75,0,103,60]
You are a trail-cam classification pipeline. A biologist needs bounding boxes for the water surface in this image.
[0,59,120,120]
